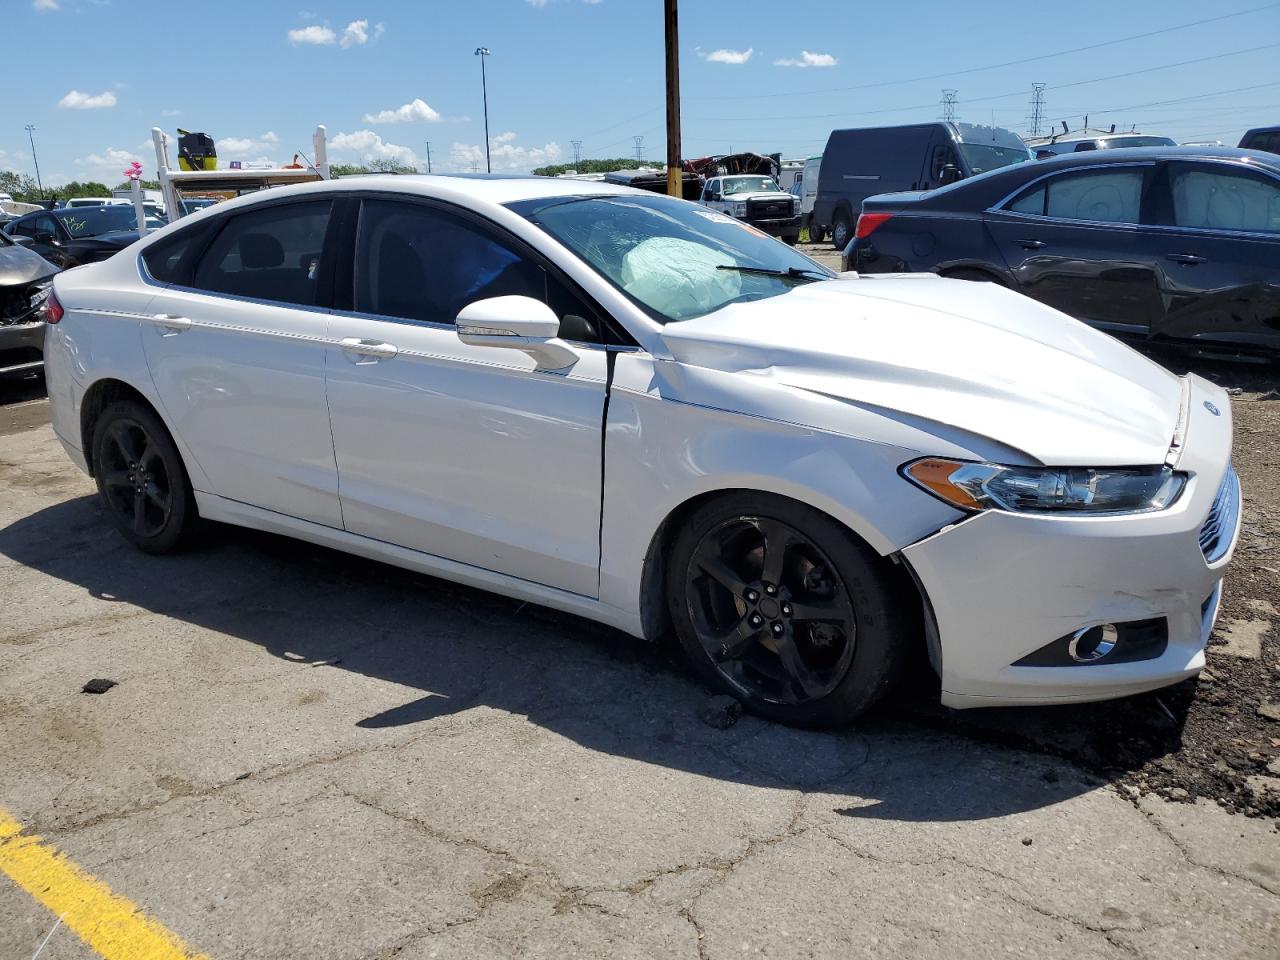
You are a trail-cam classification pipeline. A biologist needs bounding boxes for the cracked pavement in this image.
[1,393,1278,959]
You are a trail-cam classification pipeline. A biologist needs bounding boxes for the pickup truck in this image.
[698,175,801,244]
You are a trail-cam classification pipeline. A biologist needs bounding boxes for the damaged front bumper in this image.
[902,376,1239,709]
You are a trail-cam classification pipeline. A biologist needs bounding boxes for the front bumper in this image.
[902,375,1239,709]
[0,320,45,376]
[747,215,802,237]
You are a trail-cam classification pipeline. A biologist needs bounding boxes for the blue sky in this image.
[2,0,1278,187]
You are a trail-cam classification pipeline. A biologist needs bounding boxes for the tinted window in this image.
[1170,166,1280,234]
[1044,169,1143,223]
[141,221,213,284]
[354,199,542,326]
[192,201,332,306]
[1008,185,1046,215]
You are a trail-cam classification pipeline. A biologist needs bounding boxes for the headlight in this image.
[731,201,748,217]
[903,458,1186,515]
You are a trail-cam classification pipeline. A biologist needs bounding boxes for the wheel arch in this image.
[636,487,928,670]
[79,378,182,479]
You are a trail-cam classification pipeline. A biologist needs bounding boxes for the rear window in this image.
[141,222,214,285]
[190,200,332,306]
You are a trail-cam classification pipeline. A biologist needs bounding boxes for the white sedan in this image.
[41,175,1240,725]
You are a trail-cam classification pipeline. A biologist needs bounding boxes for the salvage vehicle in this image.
[1239,126,1280,155]
[1026,126,1176,159]
[2,205,155,269]
[0,230,56,377]
[700,175,801,243]
[812,122,1032,249]
[845,146,1280,358]
[43,176,1240,725]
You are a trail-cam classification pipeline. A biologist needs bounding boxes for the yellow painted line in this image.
[0,806,210,960]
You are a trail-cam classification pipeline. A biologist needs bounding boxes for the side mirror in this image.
[706,191,720,201]
[456,295,578,370]
[34,231,58,244]
[938,164,961,185]
[10,234,35,248]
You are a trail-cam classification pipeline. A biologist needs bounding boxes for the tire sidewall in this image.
[667,493,904,727]
[91,401,195,554]
[831,215,850,250]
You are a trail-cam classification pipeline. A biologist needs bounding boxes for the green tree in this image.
[531,158,649,177]
[0,170,42,202]
[110,179,161,193]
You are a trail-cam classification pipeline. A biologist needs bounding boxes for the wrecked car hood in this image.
[0,242,58,286]
[660,277,1184,466]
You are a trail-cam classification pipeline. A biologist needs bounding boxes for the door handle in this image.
[1166,253,1206,265]
[339,337,398,360]
[1017,239,1047,250]
[151,313,192,332]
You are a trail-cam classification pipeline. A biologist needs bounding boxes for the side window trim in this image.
[991,162,1154,226]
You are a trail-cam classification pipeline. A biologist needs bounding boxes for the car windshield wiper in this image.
[716,264,829,282]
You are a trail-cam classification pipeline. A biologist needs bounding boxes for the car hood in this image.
[83,230,141,247]
[0,242,58,285]
[726,192,793,203]
[659,277,1184,466]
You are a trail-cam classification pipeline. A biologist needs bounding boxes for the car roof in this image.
[1024,145,1280,170]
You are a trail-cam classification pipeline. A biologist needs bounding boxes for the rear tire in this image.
[91,400,199,554]
[667,493,907,727]
[830,213,851,250]
[808,223,826,244]
[782,233,799,246]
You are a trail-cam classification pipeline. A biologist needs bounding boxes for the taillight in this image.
[43,291,64,324]
[855,212,894,240]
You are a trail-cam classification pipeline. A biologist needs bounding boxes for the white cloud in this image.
[59,89,118,110]
[773,50,837,68]
[340,19,368,47]
[363,98,441,124]
[215,132,280,156]
[74,147,146,184]
[33,0,59,11]
[449,134,560,173]
[288,24,336,45]
[161,108,181,117]
[703,47,753,65]
[330,129,419,167]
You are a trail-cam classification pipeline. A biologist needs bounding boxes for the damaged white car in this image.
[42,177,1239,725]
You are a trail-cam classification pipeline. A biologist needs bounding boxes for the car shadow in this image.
[0,492,1201,824]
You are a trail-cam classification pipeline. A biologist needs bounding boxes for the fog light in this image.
[1067,624,1118,663]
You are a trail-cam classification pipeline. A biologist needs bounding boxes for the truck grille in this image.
[747,199,792,219]
[1199,464,1240,563]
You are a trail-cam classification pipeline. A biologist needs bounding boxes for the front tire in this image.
[91,401,199,554]
[667,493,906,727]
[830,213,851,250]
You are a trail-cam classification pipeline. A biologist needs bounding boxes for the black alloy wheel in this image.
[669,494,906,727]
[92,401,198,553]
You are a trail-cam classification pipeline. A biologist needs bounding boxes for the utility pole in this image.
[940,90,958,123]
[475,47,492,173]
[571,139,582,169]
[1028,83,1046,137]
[424,141,432,173]
[634,135,644,166]
[25,124,44,198]
[663,0,682,198]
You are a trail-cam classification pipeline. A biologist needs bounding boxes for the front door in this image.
[141,198,343,527]
[325,197,610,597]
[983,164,1163,334]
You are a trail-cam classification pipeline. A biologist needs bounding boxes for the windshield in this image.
[956,143,1032,175]
[56,206,141,238]
[723,177,782,195]
[511,194,835,324]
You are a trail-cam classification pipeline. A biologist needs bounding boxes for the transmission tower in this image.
[940,90,958,122]
[633,135,645,165]
[570,139,583,168]
[1027,83,1047,137]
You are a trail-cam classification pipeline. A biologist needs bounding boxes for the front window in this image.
[511,194,834,324]
[56,206,142,238]
[956,143,1032,175]
[722,177,782,196]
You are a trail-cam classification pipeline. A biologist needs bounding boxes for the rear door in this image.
[982,163,1163,333]
[141,198,343,527]
[1145,159,1280,350]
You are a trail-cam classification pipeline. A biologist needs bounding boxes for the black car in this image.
[1,205,146,269]
[845,147,1280,356]
[1239,126,1280,155]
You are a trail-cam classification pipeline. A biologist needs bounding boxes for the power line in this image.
[1044,79,1280,123]
[687,2,1280,101]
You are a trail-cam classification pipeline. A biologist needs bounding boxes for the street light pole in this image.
[24,124,44,199]
[474,47,492,174]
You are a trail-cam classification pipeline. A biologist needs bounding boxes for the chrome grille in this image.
[1199,464,1239,563]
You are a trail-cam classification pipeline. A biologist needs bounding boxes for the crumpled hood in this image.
[0,242,57,286]
[660,277,1184,466]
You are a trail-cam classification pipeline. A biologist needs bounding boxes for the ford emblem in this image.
[1203,400,1220,417]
